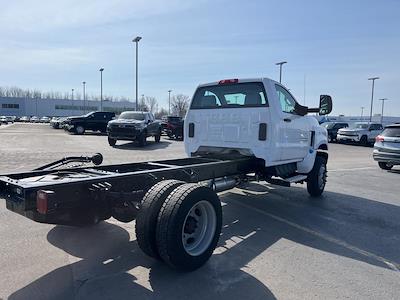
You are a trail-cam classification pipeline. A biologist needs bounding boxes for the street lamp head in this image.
[168,90,172,93]
[99,68,104,72]
[133,36,142,43]
[82,81,86,84]
[368,77,379,81]
[276,61,287,66]
[379,98,388,101]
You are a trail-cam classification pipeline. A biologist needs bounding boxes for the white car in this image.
[337,122,383,145]
[0,116,9,124]
[30,116,40,123]
[185,77,332,195]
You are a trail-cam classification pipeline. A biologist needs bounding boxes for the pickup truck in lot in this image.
[337,122,383,145]
[64,111,115,134]
[0,77,332,271]
[107,111,162,146]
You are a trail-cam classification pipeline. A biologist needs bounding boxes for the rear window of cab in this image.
[190,82,268,109]
[382,127,400,137]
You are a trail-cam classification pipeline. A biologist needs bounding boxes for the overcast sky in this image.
[0,0,399,116]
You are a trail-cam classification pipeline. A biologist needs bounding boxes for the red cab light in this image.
[36,190,54,214]
[218,79,239,85]
[375,135,385,142]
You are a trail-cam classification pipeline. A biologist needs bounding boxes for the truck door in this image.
[274,84,309,161]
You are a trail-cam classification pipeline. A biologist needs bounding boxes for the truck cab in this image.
[184,78,332,176]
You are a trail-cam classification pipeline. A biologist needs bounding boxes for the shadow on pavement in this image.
[9,183,400,300]
[112,140,172,151]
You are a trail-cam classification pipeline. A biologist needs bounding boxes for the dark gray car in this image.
[107,111,161,147]
[373,124,400,170]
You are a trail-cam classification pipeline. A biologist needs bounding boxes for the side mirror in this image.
[319,95,332,115]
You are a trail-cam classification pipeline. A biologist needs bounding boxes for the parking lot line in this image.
[231,199,400,273]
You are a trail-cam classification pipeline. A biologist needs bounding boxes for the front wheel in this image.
[138,133,147,147]
[156,184,222,271]
[108,137,117,146]
[155,130,161,143]
[378,162,393,170]
[307,155,327,197]
[75,125,85,135]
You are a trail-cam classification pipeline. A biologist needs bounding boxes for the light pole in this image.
[71,88,74,109]
[360,106,364,121]
[99,68,104,111]
[275,61,287,83]
[82,81,86,113]
[379,98,388,124]
[141,94,145,111]
[132,36,142,111]
[368,77,379,122]
[168,90,172,115]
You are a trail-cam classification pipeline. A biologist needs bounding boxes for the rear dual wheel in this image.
[136,181,222,271]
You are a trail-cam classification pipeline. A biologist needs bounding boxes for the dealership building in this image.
[0,97,135,117]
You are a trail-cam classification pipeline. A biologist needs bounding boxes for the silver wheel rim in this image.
[77,126,84,134]
[182,200,216,256]
[318,164,327,190]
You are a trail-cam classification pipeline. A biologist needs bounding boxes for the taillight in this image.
[36,190,54,214]
[218,79,239,84]
[376,135,384,142]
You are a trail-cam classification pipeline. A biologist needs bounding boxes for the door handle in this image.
[283,118,292,122]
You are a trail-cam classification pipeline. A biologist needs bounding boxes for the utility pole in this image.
[379,98,388,124]
[368,77,379,122]
[132,36,142,111]
[275,61,287,83]
[168,90,172,115]
[360,106,364,121]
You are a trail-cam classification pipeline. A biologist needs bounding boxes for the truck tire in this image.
[75,125,85,135]
[156,183,222,271]
[378,162,393,170]
[135,180,184,259]
[155,129,161,143]
[307,155,327,197]
[138,132,147,147]
[108,137,117,146]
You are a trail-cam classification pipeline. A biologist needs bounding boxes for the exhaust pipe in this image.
[210,177,240,192]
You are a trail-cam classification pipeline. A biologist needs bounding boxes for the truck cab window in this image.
[275,84,297,114]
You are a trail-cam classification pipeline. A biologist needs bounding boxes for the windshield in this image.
[191,82,268,109]
[118,112,145,120]
[351,123,369,129]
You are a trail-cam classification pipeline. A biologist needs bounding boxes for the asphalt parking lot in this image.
[1,123,399,300]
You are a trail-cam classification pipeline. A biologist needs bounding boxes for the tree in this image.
[171,94,190,117]
[155,107,168,119]
[138,96,148,111]
[145,96,158,113]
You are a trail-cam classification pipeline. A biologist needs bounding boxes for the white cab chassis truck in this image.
[0,77,332,271]
[185,78,331,179]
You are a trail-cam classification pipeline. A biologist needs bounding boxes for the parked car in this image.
[0,116,8,124]
[323,122,348,142]
[64,111,116,134]
[5,116,16,123]
[337,122,383,145]
[30,116,40,123]
[40,116,51,123]
[107,111,162,146]
[19,116,30,122]
[164,116,184,140]
[373,124,400,170]
[50,117,65,128]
